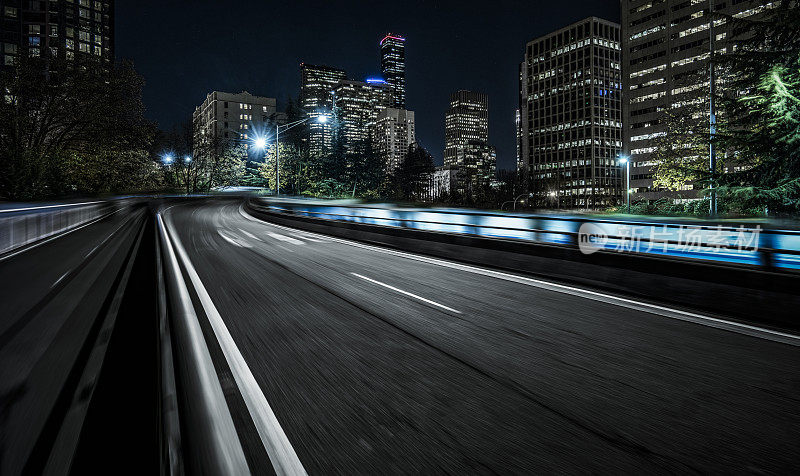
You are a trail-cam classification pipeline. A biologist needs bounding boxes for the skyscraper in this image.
[332,79,391,154]
[374,108,416,173]
[380,33,406,109]
[519,17,623,209]
[515,109,522,171]
[300,63,348,157]
[444,90,496,191]
[1,0,114,68]
[621,0,777,201]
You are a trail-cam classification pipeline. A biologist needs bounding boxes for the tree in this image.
[210,144,247,190]
[345,138,386,198]
[493,169,527,209]
[715,1,800,215]
[0,55,157,200]
[649,74,724,194]
[189,129,248,192]
[387,145,435,201]
[646,1,800,216]
[258,142,303,193]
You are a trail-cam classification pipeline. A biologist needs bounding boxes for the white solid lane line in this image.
[166,214,308,476]
[51,271,70,288]
[351,272,462,314]
[239,204,800,347]
[158,214,250,475]
[268,232,304,245]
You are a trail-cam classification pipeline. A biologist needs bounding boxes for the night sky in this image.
[117,0,619,169]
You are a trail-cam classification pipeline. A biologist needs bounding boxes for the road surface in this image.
[158,200,800,474]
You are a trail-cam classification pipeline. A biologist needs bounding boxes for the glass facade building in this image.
[444,90,496,191]
[621,0,778,201]
[1,0,114,67]
[374,107,415,173]
[300,63,348,157]
[380,33,406,109]
[332,79,391,155]
[519,16,623,209]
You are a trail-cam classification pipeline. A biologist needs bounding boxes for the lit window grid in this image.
[621,0,772,198]
[521,18,624,208]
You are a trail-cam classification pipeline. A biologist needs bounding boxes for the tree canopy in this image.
[0,56,160,200]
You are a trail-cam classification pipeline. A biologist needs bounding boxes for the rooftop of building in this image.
[380,33,406,46]
[525,16,621,45]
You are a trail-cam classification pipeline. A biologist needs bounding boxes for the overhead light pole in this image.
[513,192,533,210]
[254,115,327,197]
[708,0,717,217]
[162,154,174,189]
[618,155,631,214]
[184,155,192,195]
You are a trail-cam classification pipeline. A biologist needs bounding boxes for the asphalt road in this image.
[0,204,147,475]
[162,200,800,474]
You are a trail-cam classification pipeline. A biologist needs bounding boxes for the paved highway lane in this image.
[0,205,148,475]
[164,200,800,474]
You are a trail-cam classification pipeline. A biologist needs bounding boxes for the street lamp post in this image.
[619,155,631,214]
[513,193,532,210]
[708,0,717,217]
[184,155,192,195]
[501,193,533,211]
[162,154,174,189]
[254,115,327,197]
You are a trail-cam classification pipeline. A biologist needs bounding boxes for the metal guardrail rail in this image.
[0,201,118,256]
[255,199,800,271]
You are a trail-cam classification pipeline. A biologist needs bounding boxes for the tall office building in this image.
[1,0,114,68]
[519,17,623,209]
[373,107,416,173]
[622,0,777,200]
[300,63,348,156]
[444,90,496,190]
[333,79,391,154]
[192,91,279,156]
[380,33,406,108]
[515,109,522,170]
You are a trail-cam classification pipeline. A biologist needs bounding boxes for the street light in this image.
[500,193,533,211]
[184,155,192,194]
[547,190,560,209]
[618,155,631,214]
[513,193,533,210]
[253,115,327,197]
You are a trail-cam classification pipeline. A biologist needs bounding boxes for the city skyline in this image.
[116,0,620,169]
[2,2,799,473]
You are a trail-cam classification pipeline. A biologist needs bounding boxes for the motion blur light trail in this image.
[0,198,798,474]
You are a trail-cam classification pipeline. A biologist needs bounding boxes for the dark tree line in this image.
[0,55,161,200]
